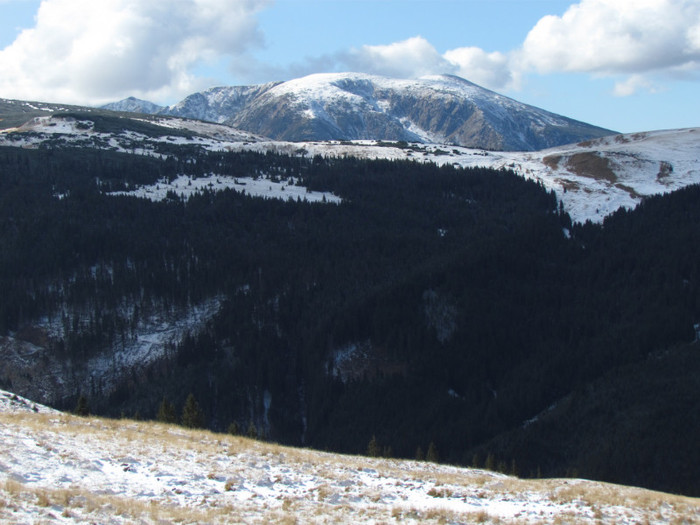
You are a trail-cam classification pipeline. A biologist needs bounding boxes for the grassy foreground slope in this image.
[0,401,698,524]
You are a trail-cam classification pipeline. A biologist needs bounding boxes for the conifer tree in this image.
[426,441,439,463]
[247,421,258,439]
[367,435,380,457]
[485,453,495,471]
[156,396,177,424]
[227,421,240,435]
[74,395,89,417]
[181,393,204,429]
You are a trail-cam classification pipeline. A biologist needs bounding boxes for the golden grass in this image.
[1,410,699,525]
[0,477,222,524]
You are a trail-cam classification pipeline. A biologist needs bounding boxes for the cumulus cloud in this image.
[306,0,700,96]
[236,37,518,92]
[612,74,658,96]
[341,36,453,79]
[2,0,698,105]
[522,0,700,74]
[0,0,270,104]
[519,0,700,94]
[338,38,521,90]
[444,47,520,90]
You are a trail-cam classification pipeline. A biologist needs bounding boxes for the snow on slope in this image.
[1,112,698,223]
[110,174,342,204]
[517,128,700,223]
[163,73,613,150]
[0,297,224,406]
[213,128,700,223]
[0,390,57,414]
[101,96,164,114]
[1,405,697,524]
[0,114,264,153]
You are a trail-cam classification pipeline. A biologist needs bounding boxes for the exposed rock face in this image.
[159,73,614,151]
[165,82,282,124]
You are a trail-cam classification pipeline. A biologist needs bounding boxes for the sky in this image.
[0,0,698,133]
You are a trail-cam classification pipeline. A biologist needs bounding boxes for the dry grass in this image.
[614,182,642,198]
[1,410,699,524]
[564,152,617,183]
[0,478,222,523]
[543,154,562,170]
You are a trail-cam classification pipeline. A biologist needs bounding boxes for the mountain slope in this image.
[1,109,700,496]
[471,343,700,496]
[165,82,281,124]
[0,98,696,225]
[101,96,164,114]
[159,73,614,150]
[1,396,698,524]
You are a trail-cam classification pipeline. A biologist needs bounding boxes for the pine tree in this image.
[415,446,424,461]
[510,459,519,477]
[471,453,480,468]
[485,453,495,471]
[246,421,258,439]
[156,396,177,424]
[227,421,240,435]
[181,393,204,429]
[367,435,380,457]
[426,441,439,463]
[74,395,89,416]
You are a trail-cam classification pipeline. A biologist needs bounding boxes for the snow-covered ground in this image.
[1,398,697,524]
[1,113,699,223]
[258,128,700,224]
[110,173,342,204]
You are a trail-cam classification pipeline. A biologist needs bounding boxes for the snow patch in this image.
[109,173,342,204]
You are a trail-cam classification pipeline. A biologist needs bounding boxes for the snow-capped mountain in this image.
[157,73,614,151]
[1,395,697,524]
[164,82,281,124]
[101,96,165,114]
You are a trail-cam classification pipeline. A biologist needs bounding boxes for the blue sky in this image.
[1,0,698,133]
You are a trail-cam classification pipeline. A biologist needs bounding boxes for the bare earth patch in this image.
[542,154,561,170]
[564,152,617,183]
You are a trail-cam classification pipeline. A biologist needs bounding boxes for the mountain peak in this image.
[160,72,614,150]
[100,97,163,114]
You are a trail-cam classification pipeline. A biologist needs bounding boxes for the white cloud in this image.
[612,74,657,96]
[252,37,518,92]
[444,47,520,90]
[318,1,700,96]
[2,0,698,106]
[0,0,270,104]
[335,37,521,91]
[342,36,453,80]
[520,0,700,76]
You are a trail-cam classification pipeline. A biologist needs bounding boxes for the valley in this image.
[0,80,699,499]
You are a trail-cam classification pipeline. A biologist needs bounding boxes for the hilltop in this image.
[1,392,698,524]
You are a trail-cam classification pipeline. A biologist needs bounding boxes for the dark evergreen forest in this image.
[0,144,697,496]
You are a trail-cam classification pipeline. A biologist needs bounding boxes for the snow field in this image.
[110,174,342,205]
[0,407,698,524]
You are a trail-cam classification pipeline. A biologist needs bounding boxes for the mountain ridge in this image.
[104,72,614,151]
[101,96,165,114]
